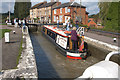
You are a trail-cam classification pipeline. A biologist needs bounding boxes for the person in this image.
[19,19,21,28]
[22,18,26,32]
[75,20,79,29]
[71,27,78,51]
[16,18,18,27]
[14,18,16,27]
[66,20,70,31]
[5,20,8,24]
[57,17,59,28]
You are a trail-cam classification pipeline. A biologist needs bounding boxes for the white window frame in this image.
[65,7,68,13]
[54,9,56,14]
[60,8,62,14]
[45,11,46,15]
[59,15,63,22]
[54,16,56,22]
[68,8,70,13]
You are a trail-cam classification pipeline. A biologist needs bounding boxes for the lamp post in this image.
[79,0,82,24]
[9,2,11,23]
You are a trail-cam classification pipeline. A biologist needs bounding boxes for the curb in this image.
[84,36,119,51]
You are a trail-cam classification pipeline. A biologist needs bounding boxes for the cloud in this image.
[0,2,14,13]
[82,2,100,15]
[75,0,99,2]
[1,0,100,15]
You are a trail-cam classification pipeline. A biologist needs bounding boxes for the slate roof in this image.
[53,2,86,9]
[37,2,57,8]
[86,11,89,14]
[31,2,47,9]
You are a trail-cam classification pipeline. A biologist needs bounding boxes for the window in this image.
[45,11,46,15]
[65,16,68,23]
[54,9,56,14]
[59,15,63,22]
[65,7,68,13]
[54,16,56,22]
[68,9,70,13]
[40,11,41,15]
[31,12,33,15]
[45,17,47,21]
[60,8,62,14]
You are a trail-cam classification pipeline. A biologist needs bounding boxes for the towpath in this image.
[85,31,119,47]
[0,25,22,70]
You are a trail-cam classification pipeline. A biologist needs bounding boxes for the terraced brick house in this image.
[52,2,89,25]
[30,2,47,19]
[30,0,61,23]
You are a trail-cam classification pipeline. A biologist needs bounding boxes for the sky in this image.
[1,0,101,15]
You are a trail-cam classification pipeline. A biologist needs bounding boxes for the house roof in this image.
[88,18,97,23]
[31,2,47,9]
[86,11,89,14]
[53,2,86,9]
[37,2,57,8]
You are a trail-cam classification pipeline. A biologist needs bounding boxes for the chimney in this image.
[70,0,74,2]
[56,0,59,2]
[51,0,59,2]
[51,0,54,2]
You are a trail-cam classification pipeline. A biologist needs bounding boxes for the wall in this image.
[52,7,88,25]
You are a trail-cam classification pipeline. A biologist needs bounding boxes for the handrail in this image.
[105,51,120,61]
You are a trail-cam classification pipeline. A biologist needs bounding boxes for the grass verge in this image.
[15,35,23,69]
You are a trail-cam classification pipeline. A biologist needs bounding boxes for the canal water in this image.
[29,26,120,79]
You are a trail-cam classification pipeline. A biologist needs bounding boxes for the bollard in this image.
[5,32,10,43]
[113,38,117,42]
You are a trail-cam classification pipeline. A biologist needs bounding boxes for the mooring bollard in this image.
[5,32,10,43]
[113,38,117,42]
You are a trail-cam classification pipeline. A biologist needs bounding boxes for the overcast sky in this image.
[1,0,100,15]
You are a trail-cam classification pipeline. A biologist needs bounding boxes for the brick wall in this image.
[52,7,88,25]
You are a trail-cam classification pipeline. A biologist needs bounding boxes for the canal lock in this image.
[28,25,120,78]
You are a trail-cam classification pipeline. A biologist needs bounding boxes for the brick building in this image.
[30,2,47,19]
[30,1,61,23]
[52,2,89,25]
[87,18,97,27]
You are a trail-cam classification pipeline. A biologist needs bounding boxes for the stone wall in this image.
[84,36,119,52]
[0,33,38,79]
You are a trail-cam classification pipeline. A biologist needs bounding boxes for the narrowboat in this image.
[42,25,88,60]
